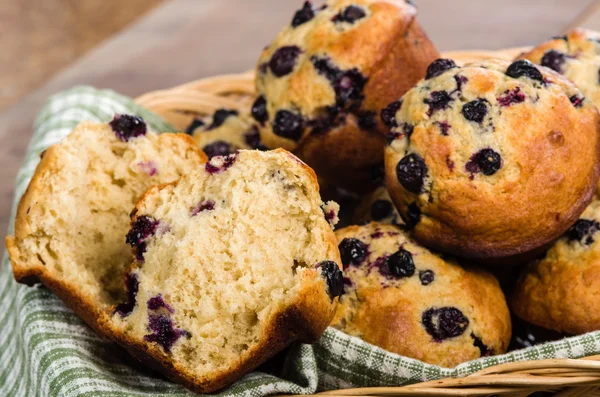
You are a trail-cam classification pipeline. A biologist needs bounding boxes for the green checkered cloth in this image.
[2,86,600,397]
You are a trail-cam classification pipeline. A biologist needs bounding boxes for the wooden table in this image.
[1,0,599,235]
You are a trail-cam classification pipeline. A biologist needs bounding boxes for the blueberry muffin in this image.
[518,29,600,111]
[5,116,207,334]
[109,149,343,393]
[353,185,402,226]
[185,108,266,158]
[384,58,600,262]
[511,199,600,335]
[331,222,511,367]
[252,0,439,192]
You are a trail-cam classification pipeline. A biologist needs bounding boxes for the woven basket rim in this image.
[134,46,600,397]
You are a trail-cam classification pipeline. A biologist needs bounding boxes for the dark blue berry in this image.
[462,98,488,123]
[144,314,190,352]
[386,249,415,278]
[251,96,268,125]
[273,110,304,140]
[311,56,367,106]
[567,219,600,245]
[570,95,584,107]
[381,100,403,128]
[332,5,366,24]
[115,272,139,316]
[206,109,238,130]
[454,74,468,91]
[243,126,267,150]
[371,200,393,221]
[147,295,174,313]
[339,238,368,269]
[292,1,315,27]
[126,216,159,261]
[205,152,238,175]
[506,60,544,83]
[396,153,427,194]
[319,261,343,299]
[422,307,469,341]
[203,141,234,159]
[419,270,434,285]
[424,91,453,116]
[471,333,494,356]
[466,149,502,176]
[184,118,205,135]
[402,202,421,229]
[269,46,302,77]
[541,50,567,73]
[426,59,457,80]
[191,200,215,216]
[497,87,525,107]
[110,114,147,142]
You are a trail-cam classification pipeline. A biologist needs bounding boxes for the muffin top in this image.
[185,108,266,158]
[384,58,600,259]
[253,0,420,151]
[519,29,600,109]
[331,222,511,367]
[512,199,600,335]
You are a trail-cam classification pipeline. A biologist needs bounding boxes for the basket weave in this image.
[135,47,600,397]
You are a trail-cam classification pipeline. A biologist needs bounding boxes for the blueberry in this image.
[424,91,453,116]
[332,5,366,24]
[292,1,315,27]
[206,109,238,130]
[205,152,238,174]
[454,74,468,91]
[381,100,403,128]
[497,87,525,107]
[184,118,205,135]
[269,46,302,77]
[115,272,139,316]
[191,200,215,216]
[203,141,234,159]
[371,200,393,221]
[570,95,584,107]
[251,96,269,125]
[147,295,174,313]
[110,114,147,142]
[311,56,367,106]
[144,314,190,352]
[402,202,421,229]
[541,50,567,73]
[243,126,267,150]
[386,249,415,278]
[466,149,502,176]
[419,270,434,285]
[125,216,159,261]
[338,238,368,269]
[396,153,427,194]
[425,59,457,80]
[319,261,343,299]
[506,60,544,83]
[471,333,494,356]
[462,98,488,123]
[567,219,600,245]
[422,307,469,341]
[273,110,304,141]
[436,121,450,136]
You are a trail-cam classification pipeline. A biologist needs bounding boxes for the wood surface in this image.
[0,0,598,235]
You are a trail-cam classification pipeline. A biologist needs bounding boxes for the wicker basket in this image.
[135,48,600,397]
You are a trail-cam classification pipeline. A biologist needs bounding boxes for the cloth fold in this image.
[2,86,599,397]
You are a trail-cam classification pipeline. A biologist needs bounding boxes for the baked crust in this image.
[384,58,600,263]
[511,199,600,335]
[254,0,439,192]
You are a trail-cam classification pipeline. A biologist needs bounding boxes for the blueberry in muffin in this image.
[331,222,511,367]
[253,0,439,192]
[384,58,600,263]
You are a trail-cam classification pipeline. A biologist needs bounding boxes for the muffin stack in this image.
[7,0,600,394]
